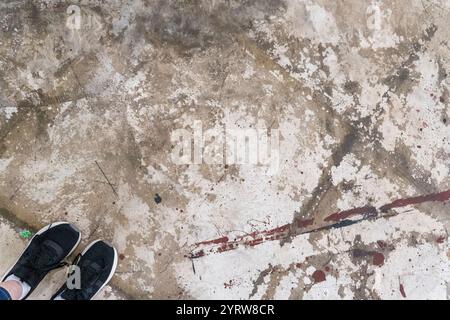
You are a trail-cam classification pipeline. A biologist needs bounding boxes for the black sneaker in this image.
[1,222,81,299]
[51,240,118,300]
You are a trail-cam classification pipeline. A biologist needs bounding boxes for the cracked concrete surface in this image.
[0,0,449,299]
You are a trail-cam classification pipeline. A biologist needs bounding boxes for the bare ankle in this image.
[0,280,23,300]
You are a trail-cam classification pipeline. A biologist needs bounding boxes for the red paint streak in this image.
[197,236,229,246]
[377,240,387,248]
[372,252,385,266]
[190,188,450,259]
[217,243,235,253]
[380,189,450,212]
[312,270,326,283]
[236,231,258,241]
[436,236,446,243]
[246,238,264,247]
[264,224,290,236]
[247,231,259,238]
[399,284,406,298]
[297,218,314,228]
[324,206,377,222]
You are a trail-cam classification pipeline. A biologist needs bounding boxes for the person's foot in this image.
[52,240,118,300]
[1,222,81,300]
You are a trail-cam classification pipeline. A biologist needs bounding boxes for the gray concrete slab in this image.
[0,0,449,299]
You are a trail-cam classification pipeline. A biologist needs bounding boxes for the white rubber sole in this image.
[73,239,118,300]
[0,222,82,288]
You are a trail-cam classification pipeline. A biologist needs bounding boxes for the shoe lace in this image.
[22,239,68,272]
[14,238,68,287]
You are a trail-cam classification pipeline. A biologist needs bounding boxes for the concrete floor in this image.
[0,0,449,299]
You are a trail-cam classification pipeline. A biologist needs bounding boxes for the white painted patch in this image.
[373,241,450,299]
[242,63,255,80]
[175,233,316,299]
[285,1,340,44]
[365,1,401,49]
[0,106,17,120]
[0,157,13,174]
[331,153,361,186]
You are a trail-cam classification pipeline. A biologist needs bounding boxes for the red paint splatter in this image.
[264,224,290,236]
[297,218,314,228]
[372,252,385,266]
[399,284,406,298]
[436,236,446,243]
[380,189,450,212]
[377,240,387,248]
[217,243,235,252]
[312,270,326,283]
[190,188,450,259]
[197,236,229,246]
[246,238,264,247]
[236,231,258,241]
[324,206,377,222]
